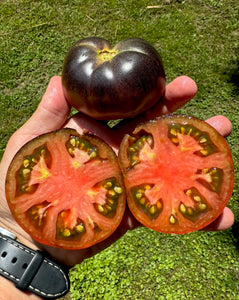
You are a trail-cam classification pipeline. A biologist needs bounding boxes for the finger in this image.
[203,207,234,231]
[146,76,198,118]
[206,115,232,137]
[164,76,198,101]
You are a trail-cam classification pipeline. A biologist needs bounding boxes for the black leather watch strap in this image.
[0,229,69,299]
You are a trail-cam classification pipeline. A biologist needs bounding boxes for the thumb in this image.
[1,76,71,168]
[18,76,70,138]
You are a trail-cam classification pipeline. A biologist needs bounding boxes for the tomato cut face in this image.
[5,128,125,249]
[118,115,234,234]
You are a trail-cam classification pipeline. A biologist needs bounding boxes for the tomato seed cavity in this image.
[17,145,51,196]
[168,124,218,157]
[94,178,123,217]
[57,210,86,240]
[131,184,163,220]
[128,135,154,167]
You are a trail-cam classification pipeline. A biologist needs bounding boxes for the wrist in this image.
[0,217,39,251]
[0,276,42,300]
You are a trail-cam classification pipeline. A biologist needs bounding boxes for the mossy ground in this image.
[1,0,239,299]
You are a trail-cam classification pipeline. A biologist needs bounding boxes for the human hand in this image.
[0,76,234,269]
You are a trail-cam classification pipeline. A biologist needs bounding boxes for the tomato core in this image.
[97,49,118,61]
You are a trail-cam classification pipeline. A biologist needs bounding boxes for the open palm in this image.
[0,75,234,267]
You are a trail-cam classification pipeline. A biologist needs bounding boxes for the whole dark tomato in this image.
[62,37,166,120]
[5,128,125,249]
[118,115,234,234]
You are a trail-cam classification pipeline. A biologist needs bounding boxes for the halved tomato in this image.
[5,128,125,249]
[118,115,234,234]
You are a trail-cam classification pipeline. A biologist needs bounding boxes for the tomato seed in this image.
[172,137,179,144]
[63,228,71,237]
[136,192,142,199]
[70,138,76,147]
[108,190,116,196]
[139,197,146,205]
[169,215,176,225]
[199,137,207,144]
[25,186,33,192]
[193,196,201,202]
[89,151,97,158]
[149,205,156,214]
[187,128,193,135]
[187,207,194,215]
[147,137,153,145]
[68,148,74,155]
[107,199,114,205]
[156,201,162,210]
[185,189,192,197]
[170,128,177,136]
[114,186,123,194]
[97,205,104,213]
[179,203,187,214]
[199,203,207,211]
[104,181,112,188]
[23,159,30,168]
[180,127,186,134]
[200,149,209,156]
[76,224,85,233]
[22,168,30,177]
[105,204,112,211]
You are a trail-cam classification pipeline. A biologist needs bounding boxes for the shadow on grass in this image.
[231,222,239,252]
[227,55,239,95]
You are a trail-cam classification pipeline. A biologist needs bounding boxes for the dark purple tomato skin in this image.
[62,37,166,120]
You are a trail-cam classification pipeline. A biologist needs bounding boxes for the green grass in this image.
[1,0,239,299]
[70,229,239,299]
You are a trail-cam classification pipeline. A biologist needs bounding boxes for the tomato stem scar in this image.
[97,49,118,61]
